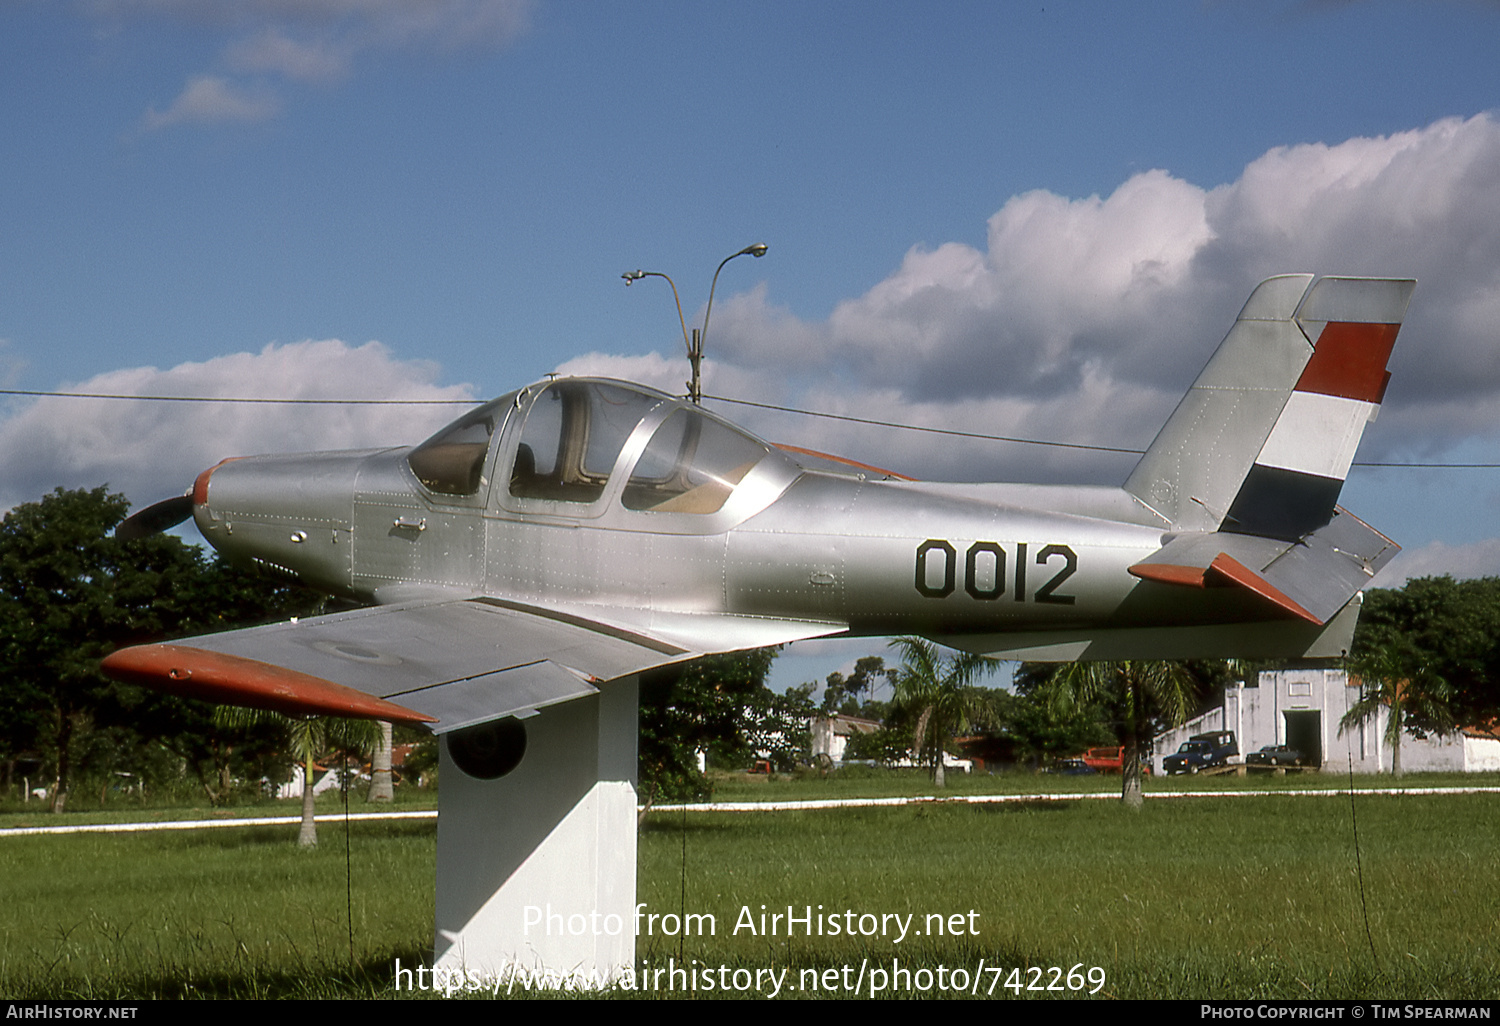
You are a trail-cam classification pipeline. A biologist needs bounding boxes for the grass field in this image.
[1,773,1497,1000]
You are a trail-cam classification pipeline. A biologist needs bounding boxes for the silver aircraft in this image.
[105,274,1414,759]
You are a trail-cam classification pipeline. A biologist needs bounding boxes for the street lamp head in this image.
[624,245,767,404]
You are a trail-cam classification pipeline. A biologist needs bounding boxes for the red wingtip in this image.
[773,444,915,480]
[102,643,437,725]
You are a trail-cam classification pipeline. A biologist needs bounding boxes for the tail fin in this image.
[1125,274,1416,537]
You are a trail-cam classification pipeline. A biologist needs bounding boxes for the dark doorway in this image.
[1284,710,1322,767]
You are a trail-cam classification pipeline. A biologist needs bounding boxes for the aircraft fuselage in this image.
[190,415,1295,661]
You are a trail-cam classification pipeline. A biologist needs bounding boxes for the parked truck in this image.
[1162,731,1238,774]
[1081,746,1124,773]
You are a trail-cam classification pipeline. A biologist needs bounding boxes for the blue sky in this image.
[4,1,1500,692]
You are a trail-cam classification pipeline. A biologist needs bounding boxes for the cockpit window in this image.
[622,408,768,514]
[510,380,662,504]
[407,397,511,496]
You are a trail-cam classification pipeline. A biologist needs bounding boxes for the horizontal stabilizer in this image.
[934,594,1363,662]
[1128,506,1398,624]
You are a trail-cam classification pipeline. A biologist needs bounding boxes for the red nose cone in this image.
[192,457,241,506]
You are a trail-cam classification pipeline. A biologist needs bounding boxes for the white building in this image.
[810,713,881,763]
[275,762,344,799]
[1153,668,1500,775]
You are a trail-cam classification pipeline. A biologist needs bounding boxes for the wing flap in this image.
[532,602,848,653]
[390,659,600,733]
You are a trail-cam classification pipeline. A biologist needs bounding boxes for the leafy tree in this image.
[1033,661,1201,807]
[401,734,441,789]
[1342,636,1453,778]
[888,637,1001,788]
[0,488,186,810]
[989,685,1115,770]
[840,725,914,765]
[1353,576,1500,733]
[737,682,814,772]
[0,487,319,810]
[820,655,898,715]
[637,648,780,805]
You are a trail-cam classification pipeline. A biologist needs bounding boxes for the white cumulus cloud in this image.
[656,114,1500,485]
[0,340,477,512]
[1376,538,1500,587]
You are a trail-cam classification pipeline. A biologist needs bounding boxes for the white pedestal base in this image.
[433,678,638,985]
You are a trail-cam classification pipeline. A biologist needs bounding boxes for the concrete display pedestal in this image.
[433,678,639,985]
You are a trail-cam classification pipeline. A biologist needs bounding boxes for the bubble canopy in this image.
[406,379,783,516]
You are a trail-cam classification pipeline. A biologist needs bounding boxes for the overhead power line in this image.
[705,393,1143,455]
[0,388,474,406]
[4,387,1497,469]
[703,394,1500,469]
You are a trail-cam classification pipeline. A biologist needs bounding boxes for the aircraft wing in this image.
[1127,506,1399,625]
[102,598,846,734]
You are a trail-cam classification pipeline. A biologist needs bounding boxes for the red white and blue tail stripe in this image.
[1223,318,1402,540]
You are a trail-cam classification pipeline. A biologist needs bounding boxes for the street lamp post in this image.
[623,242,767,404]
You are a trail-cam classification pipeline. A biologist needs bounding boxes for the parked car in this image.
[1246,744,1303,768]
[1049,758,1097,775]
[1163,731,1238,774]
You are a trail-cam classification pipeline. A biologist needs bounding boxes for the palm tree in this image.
[214,708,381,846]
[1042,661,1199,808]
[1341,642,1452,778]
[889,637,1000,788]
[367,720,395,802]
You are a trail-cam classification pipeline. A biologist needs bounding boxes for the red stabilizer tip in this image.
[1207,553,1322,625]
[1128,563,1209,588]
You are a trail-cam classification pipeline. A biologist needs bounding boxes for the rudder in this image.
[1222,278,1412,539]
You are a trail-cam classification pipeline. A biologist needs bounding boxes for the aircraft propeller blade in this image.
[116,494,193,541]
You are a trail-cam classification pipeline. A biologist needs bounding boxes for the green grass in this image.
[639,791,1499,999]
[0,818,435,999]
[704,765,1500,801]
[2,779,1497,999]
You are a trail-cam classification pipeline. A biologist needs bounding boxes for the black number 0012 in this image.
[914,540,1076,604]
